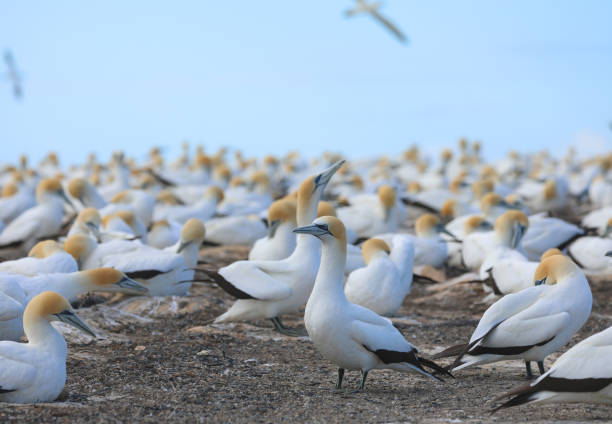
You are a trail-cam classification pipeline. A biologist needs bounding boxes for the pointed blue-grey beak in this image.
[535,277,547,286]
[56,310,97,338]
[293,223,330,237]
[116,275,148,294]
[606,250,612,257]
[314,160,345,188]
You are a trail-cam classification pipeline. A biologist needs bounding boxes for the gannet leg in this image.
[537,361,545,375]
[525,361,533,379]
[336,368,345,389]
[269,317,307,337]
[359,370,369,390]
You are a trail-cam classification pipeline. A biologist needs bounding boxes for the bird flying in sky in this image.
[345,0,408,44]
[3,50,23,100]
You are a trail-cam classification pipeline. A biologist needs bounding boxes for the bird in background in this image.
[344,0,408,44]
[3,49,23,100]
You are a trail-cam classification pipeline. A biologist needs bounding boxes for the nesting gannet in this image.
[581,207,612,236]
[105,189,155,227]
[433,255,592,379]
[153,186,223,224]
[213,160,344,335]
[490,248,563,295]
[567,234,612,276]
[66,207,102,241]
[344,236,414,316]
[522,214,583,261]
[0,291,96,403]
[249,199,297,261]
[101,210,147,241]
[204,215,267,246]
[0,181,36,226]
[0,240,77,276]
[337,185,400,239]
[445,216,492,268]
[147,220,182,249]
[589,175,612,208]
[66,177,107,210]
[462,211,529,271]
[0,278,27,341]
[295,216,448,389]
[412,213,455,268]
[494,326,612,410]
[0,178,73,252]
[516,178,569,213]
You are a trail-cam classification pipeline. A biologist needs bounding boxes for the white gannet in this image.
[522,213,583,261]
[344,236,414,316]
[0,178,73,252]
[101,210,147,241]
[66,177,107,210]
[249,199,297,261]
[494,326,612,410]
[147,219,182,250]
[0,278,27,341]
[446,216,492,268]
[153,186,223,225]
[433,255,592,379]
[567,233,612,276]
[104,189,155,227]
[0,181,36,226]
[66,207,102,240]
[581,207,612,236]
[491,248,563,295]
[295,216,449,390]
[212,160,344,335]
[0,240,77,276]
[0,291,96,403]
[204,215,267,246]
[337,185,399,239]
[412,213,455,268]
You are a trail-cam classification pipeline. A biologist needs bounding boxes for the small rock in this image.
[134,345,146,351]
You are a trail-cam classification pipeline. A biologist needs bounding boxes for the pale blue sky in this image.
[1,1,611,166]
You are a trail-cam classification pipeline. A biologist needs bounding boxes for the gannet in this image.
[101,210,147,241]
[588,175,612,208]
[445,216,492,268]
[153,186,223,224]
[494,326,612,410]
[0,181,36,226]
[249,199,297,261]
[522,214,583,261]
[67,207,102,240]
[204,215,267,246]
[433,255,592,379]
[412,213,455,268]
[490,248,563,295]
[344,236,414,316]
[295,216,448,389]
[337,185,400,239]
[0,178,73,252]
[0,240,77,276]
[147,220,182,249]
[213,160,344,335]
[0,291,96,403]
[66,177,107,210]
[0,278,27,341]
[581,208,612,236]
[516,178,569,213]
[567,234,612,276]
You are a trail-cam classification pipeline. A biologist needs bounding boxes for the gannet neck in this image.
[38,273,85,301]
[291,233,321,259]
[24,317,67,350]
[312,240,347,299]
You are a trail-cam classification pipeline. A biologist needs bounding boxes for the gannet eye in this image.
[314,174,322,186]
[316,223,330,235]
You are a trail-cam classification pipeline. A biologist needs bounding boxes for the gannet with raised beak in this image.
[494,325,612,410]
[0,240,77,276]
[213,160,344,335]
[295,216,448,389]
[433,255,592,379]
[249,199,297,261]
[0,178,74,252]
[344,236,414,316]
[0,291,96,403]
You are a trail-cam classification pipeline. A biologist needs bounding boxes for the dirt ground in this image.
[1,245,611,423]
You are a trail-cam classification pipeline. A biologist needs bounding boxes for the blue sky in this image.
[1,1,611,166]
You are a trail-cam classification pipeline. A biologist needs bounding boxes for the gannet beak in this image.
[480,221,493,231]
[268,220,281,238]
[606,250,612,257]
[86,222,101,241]
[510,223,526,249]
[293,223,330,237]
[60,190,77,211]
[436,223,459,241]
[116,275,148,294]
[315,160,346,188]
[535,277,547,286]
[56,310,97,338]
[177,241,189,253]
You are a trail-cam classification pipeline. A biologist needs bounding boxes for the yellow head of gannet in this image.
[449,176,468,194]
[407,181,422,194]
[464,216,493,235]
[151,220,170,231]
[156,189,183,205]
[317,201,336,218]
[415,213,458,240]
[205,185,224,203]
[214,164,232,183]
[605,217,612,237]
[67,178,87,201]
[24,291,96,338]
[533,255,579,286]
[267,199,297,238]
[440,199,458,220]
[36,178,72,206]
[296,160,345,226]
[350,175,364,190]
[177,218,206,252]
[102,210,137,235]
[458,137,468,151]
[293,215,347,253]
[440,149,453,163]
[543,180,558,200]
[471,179,494,200]
[541,248,563,261]
[64,234,97,262]
[377,185,396,222]
[74,207,102,238]
[361,238,391,265]
[403,146,419,162]
[494,210,529,248]
[2,182,18,198]
[28,240,63,259]
[480,192,505,216]
[81,268,147,293]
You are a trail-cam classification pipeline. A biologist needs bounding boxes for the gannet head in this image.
[441,199,458,220]
[408,181,422,194]
[504,193,524,209]
[81,268,148,294]
[541,248,563,260]
[64,234,97,263]
[458,137,468,151]
[156,190,184,205]
[464,216,493,235]
[67,178,88,202]
[296,160,345,225]
[76,207,102,239]
[214,165,232,183]
[103,210,137,234]
[480,192,511,216]
[317,201,336,218]
[28,240,63,259]
[361,238,391,265]
[377,185,396,222]
[177,218,206,252]
[150,220,170,232]
[293,215,346,250]
[205,186,224,203]
[1,181,18,198]
[267,199,297,238]
[111,190,132,204]
[415,213,458,240]
[471,179,494,200]
[533,255,580,286]
[494,210,529,248]
[440,149,453,163]
[350,175,364,191]
[543,180,558,200]
[449,176,468,194]
[36,178,73,208]
[24,291,96,338]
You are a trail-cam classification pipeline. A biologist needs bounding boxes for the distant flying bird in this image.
[3,50,23,100]
[345,0,408,44]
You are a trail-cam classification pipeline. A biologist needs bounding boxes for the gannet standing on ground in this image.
[493,326,612,410]
[0,291,96,403]
[213,160,345,335]
[433,255,592,379]
[249,199,297,261]
[0,178,73,252]
[295,216,448,389]
[344,237,414,316]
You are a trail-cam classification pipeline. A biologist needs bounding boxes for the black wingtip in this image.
[431,343,468,360]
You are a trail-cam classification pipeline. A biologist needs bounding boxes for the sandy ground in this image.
[1,244,611,423]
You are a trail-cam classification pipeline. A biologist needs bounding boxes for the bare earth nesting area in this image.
[0,245,609,423]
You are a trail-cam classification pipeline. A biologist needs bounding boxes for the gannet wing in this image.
[0,293,24,321]
[0,209,39,245]
[482,312,570,350]
[0,347,36,392]
[101,247,182,274]
[218,261,292,301]
[370,10,407,43]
